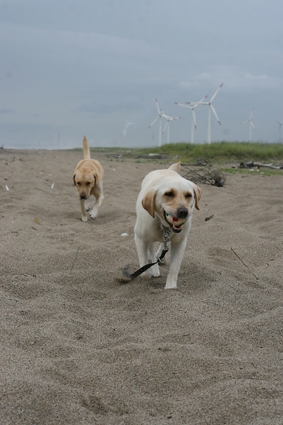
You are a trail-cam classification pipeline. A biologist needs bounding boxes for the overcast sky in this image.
[1,0,283,149]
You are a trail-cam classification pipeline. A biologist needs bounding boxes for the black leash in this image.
[122,227,170,279]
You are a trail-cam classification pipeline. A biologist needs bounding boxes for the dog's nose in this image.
[177,207,188,219]
[80,193,87,200]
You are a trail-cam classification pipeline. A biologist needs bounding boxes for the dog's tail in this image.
[83,136,90,159]
[168,162,181,172]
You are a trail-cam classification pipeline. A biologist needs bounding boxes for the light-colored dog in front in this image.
[73,136,104,221]
[134,162,202,289]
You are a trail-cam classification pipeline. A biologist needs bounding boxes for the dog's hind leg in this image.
[148,243,160,277]
[84,200,91,211]
[155,242,168,264]
[165,238,187,289]
[134,234,151,279]
[89,182,104,219]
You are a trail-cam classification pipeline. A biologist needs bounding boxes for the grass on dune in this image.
[141,142,283,164]
[74,141,283,168]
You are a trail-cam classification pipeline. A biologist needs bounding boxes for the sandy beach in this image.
[1,148,282,424]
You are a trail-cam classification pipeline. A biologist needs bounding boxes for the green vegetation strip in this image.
[140,142,283,164]
[71,142,283,165]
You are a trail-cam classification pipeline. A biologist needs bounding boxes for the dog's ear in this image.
[73,173,76,186]
[142,189,157,218]
[91,171,97,185]
[168,162,181,172]
[193,184,202,210]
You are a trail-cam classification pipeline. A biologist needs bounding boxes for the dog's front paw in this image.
[89,211,97,219]
[89,206,98,219]
[164,279,177,290]
[81,215,88,222]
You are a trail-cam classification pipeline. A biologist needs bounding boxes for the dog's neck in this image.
[158,218,171,238]
[161,223,171,235]
[154,213,171,234]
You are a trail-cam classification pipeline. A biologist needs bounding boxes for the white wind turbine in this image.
[187,83,224,144]
[276,119,283,143]
[174,95,208,144]
[148,99,166,147]
[240,108,256,142]
[161,113,182,144]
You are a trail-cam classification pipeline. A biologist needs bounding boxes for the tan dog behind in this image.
[73,136,104,221]
[134,162,202,289]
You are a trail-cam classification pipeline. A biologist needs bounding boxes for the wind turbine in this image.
[187,83,224,144]
[240,109,256,142]
[174,96,208,144]
[148,99,165,147]
[161,114,182,144]
[276,119,283,143]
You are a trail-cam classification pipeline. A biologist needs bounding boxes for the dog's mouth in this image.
[163,211,187,234]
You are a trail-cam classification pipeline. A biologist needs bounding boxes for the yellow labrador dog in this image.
[134,162,201,289]
[73,136,104,221]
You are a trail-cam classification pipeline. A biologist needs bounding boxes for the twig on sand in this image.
[231,247,258,280]
[71,247,80,272]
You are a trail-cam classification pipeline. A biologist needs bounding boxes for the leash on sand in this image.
[122,227,171,279]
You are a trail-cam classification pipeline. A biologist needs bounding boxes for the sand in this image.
[1,148,282,425]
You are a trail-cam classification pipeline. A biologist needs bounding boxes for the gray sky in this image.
[1,0,283,149]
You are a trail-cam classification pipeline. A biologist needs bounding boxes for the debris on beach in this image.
[51,182,54,189]
[34,217,41,225]
[182,165,226,187]
[195,158,209,166]
[105,151,167,160]
[135,153,168,160]
[106,153,123,159]
[121,233,129,237]
[5,185,9,191]
[238,161,283,170]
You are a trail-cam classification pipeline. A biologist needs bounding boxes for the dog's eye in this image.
[86,182,91,186]
[185,193,192,199]
[77,182,81,186]
[164,191,174,197]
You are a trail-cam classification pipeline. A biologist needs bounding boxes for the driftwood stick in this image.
[253,162,281,170]
[231,247,258,280]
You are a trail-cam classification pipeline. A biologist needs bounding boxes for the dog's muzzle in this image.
[177,207,189,219]
[163,210,188,233]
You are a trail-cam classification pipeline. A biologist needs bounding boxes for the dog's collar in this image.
[161,223,171,242]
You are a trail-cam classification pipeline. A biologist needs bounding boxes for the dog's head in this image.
[73,165,97,200]
[142,174,202,234]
